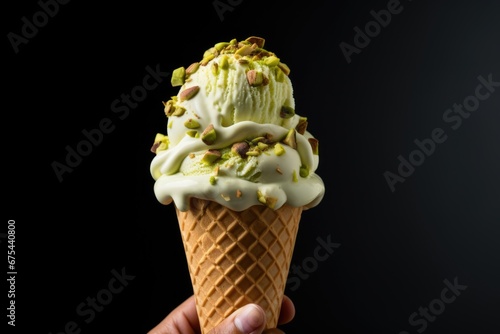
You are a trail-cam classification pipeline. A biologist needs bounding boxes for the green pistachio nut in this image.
[171,67,185,87]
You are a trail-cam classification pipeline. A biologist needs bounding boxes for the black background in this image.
[4,0,500,333]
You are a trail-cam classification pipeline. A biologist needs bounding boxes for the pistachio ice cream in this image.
[150,36,324,212]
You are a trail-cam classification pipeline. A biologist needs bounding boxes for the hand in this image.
[148,294,295,334]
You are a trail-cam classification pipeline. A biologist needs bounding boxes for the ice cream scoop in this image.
[149,36,326,334]
[150,36,324,212]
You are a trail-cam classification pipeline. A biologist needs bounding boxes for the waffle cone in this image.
[175,197,302,334]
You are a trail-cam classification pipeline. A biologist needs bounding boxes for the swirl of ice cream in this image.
[150,37,324,212]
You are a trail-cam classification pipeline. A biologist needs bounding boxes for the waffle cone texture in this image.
[175,198,302,334]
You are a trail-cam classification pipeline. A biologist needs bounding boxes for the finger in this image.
[207,303,266,334]
[148,295,200,334]
[277,296,295,325]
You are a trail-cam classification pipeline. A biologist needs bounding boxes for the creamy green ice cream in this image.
[150,36,324,212]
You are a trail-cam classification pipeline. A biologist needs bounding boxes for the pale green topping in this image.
[309,138,319,155]
[171,67,185,87]
[201,149,221,165]
[274,143,285,156]
[296,117,308,135]
[264,55,280,66]
[277,62,290,76]
[186,130,197,138]
[214,42,230,51]
[219,55,229,70]
[246,69,263,86]
[201,124,217,145]
[245,149,261,156]
[179,86,200,101]
[282,128,297,149]
[257,142,268,150]
[292,170,298,182]
[184,119,200,129]
[256,190,277,208]
[211,62,218,75]
[299,165,309,177]
[209,176,217,185]
[185,62,200,76]
[280,106,295,119]
[231,142,250,157]
[172,106,186,117]
[164,100,174,116]
[150,133,169,154]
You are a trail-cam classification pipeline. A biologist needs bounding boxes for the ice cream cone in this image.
[176,197,302,334]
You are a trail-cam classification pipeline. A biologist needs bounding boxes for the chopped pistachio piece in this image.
[172,106,186,117]
[203,151,221,165]
[185,62,200,75]
[214,42,229,51]
[201,124,216,145]
[296,117,308,135]
[238,58,249,65]
[220,193,230,201]
[246,149,261,156]
[282,128,297,149]
[201,53,215,66]
[184,119,200,129]
[151,133,169,153]
[264,55,280,66]
[203,47,217,59]
[164,100,175,116]
[299,165,309,177]
[251,136,266,144]
[308,138,319,155]
[276,66,285,82]
[276,166,283,174]
[262,73,269,86]
[232,142,250,157]
[278,62,291,76]
[186,130,197,137]
[179,86,200,101]
[257,190,277,208]
[292,170,298,182]
[236,189,242,198]
[280,106,295,119]
[235,44,253,56]
[211,62,219,75]
[171,67,185,87]
[257,190,266,204]
[209,176,217,185]
[219,55,229,70]
[246,69,263,86]
[245,36,265,48]
[202,149,221,165]
[257,142,268,150]
[274,143,285,156]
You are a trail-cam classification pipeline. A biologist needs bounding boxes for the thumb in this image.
[208,303,267,334]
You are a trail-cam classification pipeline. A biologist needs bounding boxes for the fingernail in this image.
[235,304,265,333]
